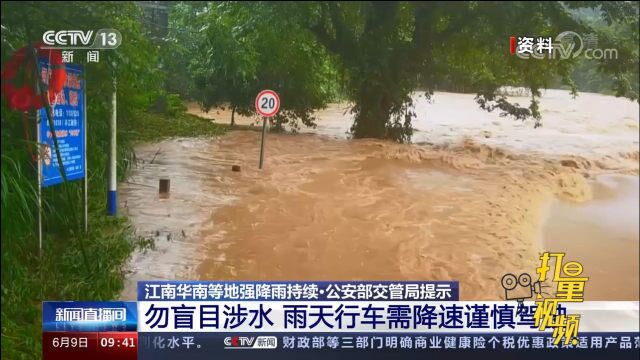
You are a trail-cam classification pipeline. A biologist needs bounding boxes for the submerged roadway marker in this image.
[255,90,280,169]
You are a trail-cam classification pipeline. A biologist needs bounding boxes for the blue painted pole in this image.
[107,77,117,215]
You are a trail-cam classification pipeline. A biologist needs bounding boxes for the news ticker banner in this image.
[43,281,640,360]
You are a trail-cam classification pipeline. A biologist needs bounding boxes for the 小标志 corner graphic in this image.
[501,252,589,346]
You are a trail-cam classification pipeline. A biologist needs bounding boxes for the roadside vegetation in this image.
[1,3,224,359]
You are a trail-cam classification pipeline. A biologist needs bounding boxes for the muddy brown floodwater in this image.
[543,174,640,300]
[121,90,639,300]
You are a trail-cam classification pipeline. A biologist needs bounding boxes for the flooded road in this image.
[121,90,638,300]
[189,89,640,158]
[119,139,237,299]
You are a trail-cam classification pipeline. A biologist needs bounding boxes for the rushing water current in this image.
[120,90,639,300]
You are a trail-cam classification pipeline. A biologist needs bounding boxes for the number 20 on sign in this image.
[255,90,280,169]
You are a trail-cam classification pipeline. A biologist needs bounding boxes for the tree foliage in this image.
[306,1,639,141]
[161,1,209,99]
[167,1,638,141]
[190,2,341,130]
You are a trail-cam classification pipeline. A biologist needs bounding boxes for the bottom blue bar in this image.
[138,332,640,360]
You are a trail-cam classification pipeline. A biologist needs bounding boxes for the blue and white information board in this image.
[38,61,85,188]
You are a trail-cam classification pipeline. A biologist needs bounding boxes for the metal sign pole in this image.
[259,117,267,169]
[83,68,88,232]
[36,111,43,255]
[255,90,279,170]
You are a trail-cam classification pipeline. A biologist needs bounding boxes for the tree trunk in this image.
[351,85,390,139]
[230,105,236,127]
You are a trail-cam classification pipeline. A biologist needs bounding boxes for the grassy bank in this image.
[1,109,225,359]
[123,111,227,142]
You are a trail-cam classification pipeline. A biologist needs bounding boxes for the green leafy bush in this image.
[166,93,187,117]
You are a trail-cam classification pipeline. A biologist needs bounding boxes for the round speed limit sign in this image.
[255,90,280,117]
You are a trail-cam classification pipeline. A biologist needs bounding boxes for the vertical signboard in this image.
[38,61,85,187]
